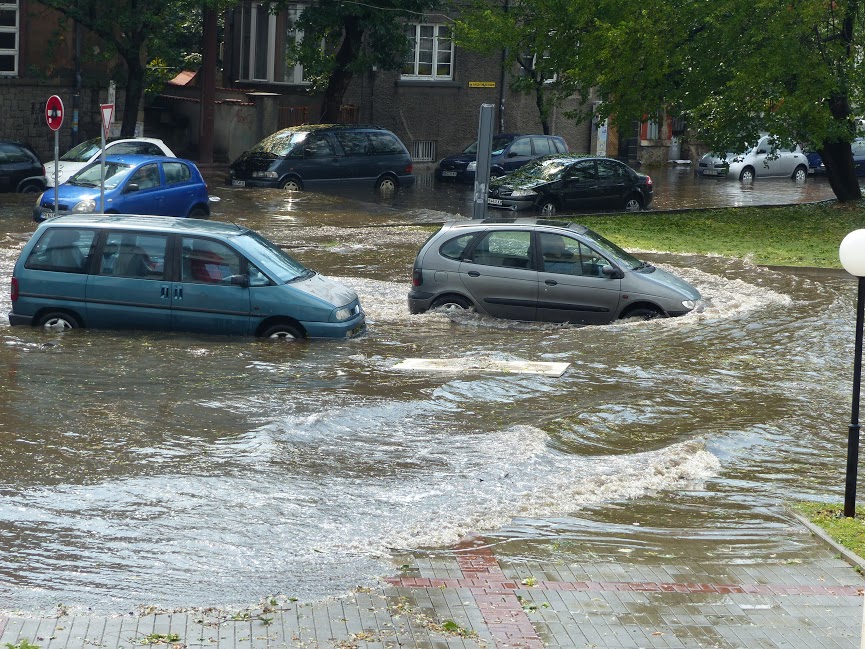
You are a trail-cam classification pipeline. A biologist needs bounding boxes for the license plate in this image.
[232,180,246,187]
[488,198,503,206]
[703,169,717,176]
[442,171,457,177]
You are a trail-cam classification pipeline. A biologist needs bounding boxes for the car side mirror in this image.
[601,265,624,279]
[304,148,314,158]
[228,274,250,287]
[125,183,140,193]
[757,148,768,155]
[507,151,519,158]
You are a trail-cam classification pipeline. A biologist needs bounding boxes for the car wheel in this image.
[19,181,43,194]
[188,206,209,218]
[739,167,755,183]
[375,175,398,195]
[792,165,808,182]
[430,295,473,312]
[624,195,643,212]
[620,306,662,321]
[259,322,305,340]
[490,167,505,177]
[280,177,303,191]
[538,200,558,216]
[37,311,81,330]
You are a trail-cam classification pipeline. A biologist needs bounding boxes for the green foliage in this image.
[793,501,865,559]
[5,641,40,649]
[578,201,865,268]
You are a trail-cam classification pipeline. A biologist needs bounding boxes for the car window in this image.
[509,138,531,156]
[100,231,168,279]
[60,138,102,162]
[239,230,310,283]
[539,233,607,277]
[439,233,475,260]
[854,141,865,156]
[181,237,243,284]
[128,163,161,190]
[470,230,532,269]
[553,139,568,154]
[164,162,191,184]
[0,143,32,163]
[335,131,371,155]
[531,137,552,156]
[367,132,404,154]
[304,135,336,158]
[69,161,132,189]
[24,227,96,274]
[565,160,597,181]
[109,142,166,156]
[597,160,625,179]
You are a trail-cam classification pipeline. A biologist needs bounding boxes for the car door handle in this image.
[173,286,183,300]
[161,285,171,299]
[468,271,480,277]
[545,279,558,286]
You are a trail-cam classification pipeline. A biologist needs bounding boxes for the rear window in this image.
[553,139,568,154]
[439,233,475,260]
[24,227,97,274]
[367,132,404,154]
[164,162,191,184]
[532,137,552,155]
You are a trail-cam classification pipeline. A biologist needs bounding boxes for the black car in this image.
[487,155,653,215]
[0,140,46,193]
[435,133,569,182]
[227,124,415,195]
[807,138,865,176]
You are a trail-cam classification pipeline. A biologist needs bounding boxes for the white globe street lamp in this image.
[839,229,865,517]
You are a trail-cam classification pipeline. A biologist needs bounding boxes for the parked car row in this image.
[696,135,809,181]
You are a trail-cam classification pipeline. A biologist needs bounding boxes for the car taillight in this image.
[645,175,653,187]
[411,267,423,287]
[11,277,18,302]
[41,164,46,175]
[406,163,413,174]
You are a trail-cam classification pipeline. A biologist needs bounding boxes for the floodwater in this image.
[0,166,855,614]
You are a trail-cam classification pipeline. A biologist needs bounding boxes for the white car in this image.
[46,137,176,187]
[697,135,809,182]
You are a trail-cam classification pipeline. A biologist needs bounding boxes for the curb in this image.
[789,509,865,575]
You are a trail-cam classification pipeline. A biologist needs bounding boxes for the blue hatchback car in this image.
[9,215,366,340]
[33,155,211,222]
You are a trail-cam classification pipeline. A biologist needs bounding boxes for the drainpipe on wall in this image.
[497,0,508,133]
[73,20,81,145]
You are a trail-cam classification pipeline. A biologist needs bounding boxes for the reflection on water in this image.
[0,176,857,614]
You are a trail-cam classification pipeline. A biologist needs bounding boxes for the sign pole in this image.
[99,103,114,212]
[45,95,64,217]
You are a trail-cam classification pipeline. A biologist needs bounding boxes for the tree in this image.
[36,0,231,137]
[453,0,578,134]
[458,0,865,201]
[282,0,442,123]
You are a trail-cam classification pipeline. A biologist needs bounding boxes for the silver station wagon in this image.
[9,215,366,340]
[408,218,704,325]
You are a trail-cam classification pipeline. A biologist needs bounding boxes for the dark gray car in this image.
[408,219,704,325]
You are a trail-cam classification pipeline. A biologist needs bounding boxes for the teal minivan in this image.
[8,215,365,340]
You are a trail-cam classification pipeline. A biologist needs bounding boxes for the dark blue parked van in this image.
[8,215,365,340]
[435,133,569,182]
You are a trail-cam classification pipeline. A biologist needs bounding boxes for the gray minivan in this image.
[8,215,366,340]
[408,218,704,325]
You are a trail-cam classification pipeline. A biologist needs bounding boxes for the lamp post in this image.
[839,230,865,517]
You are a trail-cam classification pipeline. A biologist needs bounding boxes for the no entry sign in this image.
[45,95,64,131]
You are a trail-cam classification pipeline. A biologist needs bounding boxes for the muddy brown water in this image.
[0,167,855,614]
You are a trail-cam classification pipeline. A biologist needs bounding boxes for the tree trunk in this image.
[821,141,862,202]
[319,17,364,123]
[120,53,146,137]
[534,81,550,135]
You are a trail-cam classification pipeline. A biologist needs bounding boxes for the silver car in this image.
[697,135,808,182]
[407,218,704,325]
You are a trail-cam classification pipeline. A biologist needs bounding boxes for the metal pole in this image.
[100,125,106,212]
[53,129,59,217]
[845,275,865,517]
[472,104,494,220]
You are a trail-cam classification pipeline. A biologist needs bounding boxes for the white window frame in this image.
[0,0,19,76]
[240,2,307,85]
[402,23,453,81]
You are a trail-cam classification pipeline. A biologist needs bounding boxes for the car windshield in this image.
[462,135,516,156]
[67,161,133,189]
[60,138,103,162]
[505,157,572,183]
[241,230,313,282]
[250,131,310,157]
[583,228,643,270]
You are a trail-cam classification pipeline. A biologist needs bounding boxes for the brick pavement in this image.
[2,524,864,649]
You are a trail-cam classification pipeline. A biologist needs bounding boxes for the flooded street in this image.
[0,166,855,615]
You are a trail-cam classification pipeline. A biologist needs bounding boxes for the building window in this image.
[412,140,436,162]
[0,0,18,76]
[239,2,306,84]
[402,23,453,80]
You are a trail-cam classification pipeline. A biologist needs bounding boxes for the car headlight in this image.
[333,306,353,321]
[72,199,96,213]
[510,188,538,198]
[682,300,696,310]
[252,171,278,178]
[466,161,477,171]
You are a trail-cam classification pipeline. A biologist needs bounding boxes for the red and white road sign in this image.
[100,103,114,139]
[45,95,64,131]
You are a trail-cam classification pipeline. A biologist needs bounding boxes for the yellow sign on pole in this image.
[468,81,496,88]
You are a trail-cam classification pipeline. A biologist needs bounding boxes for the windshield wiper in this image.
[636,260,656,272]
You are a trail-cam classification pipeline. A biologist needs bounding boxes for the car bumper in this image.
[407,290,436,314]
[696,166,729,177]
[8,312,34,326]
[487,197,534,211]
[301,314,367,339]
[436,168,474,182]
[226,178,280,189]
